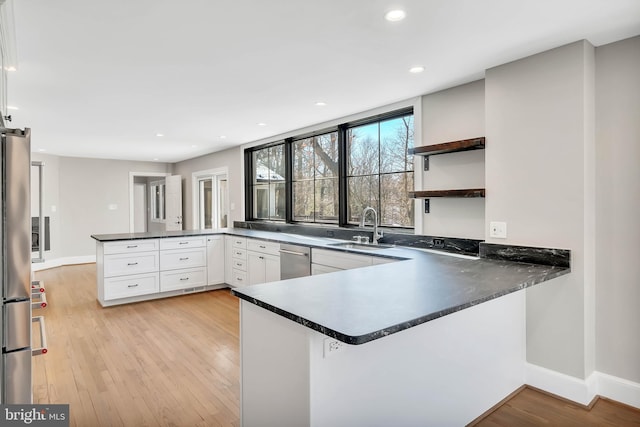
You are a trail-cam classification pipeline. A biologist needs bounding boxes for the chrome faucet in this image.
[359,206,383,245]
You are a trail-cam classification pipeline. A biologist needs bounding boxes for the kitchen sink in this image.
[328,242,395,251]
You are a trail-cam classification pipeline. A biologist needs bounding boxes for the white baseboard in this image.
[526,363,640,409]
[31,255,96,272]
[596,371,640,409]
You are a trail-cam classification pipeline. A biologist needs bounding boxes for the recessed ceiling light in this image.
[7,105,18,110]
[38,148,46,152]
[385,9,406,22]
[315,101,327,107]
[5,66,16,72]
[257,122,267,126]
[219,135,227,139]
[153,158,159,161]
[191,144,198,148]
[409,66,425,73]
[156,133,164,137]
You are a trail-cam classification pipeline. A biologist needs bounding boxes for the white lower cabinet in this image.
[224,236,234,285]
[103,272,159,300]
[207,235,225,285]
[160,267,207,292]
[311,248,397,275]
[247,239,280,285]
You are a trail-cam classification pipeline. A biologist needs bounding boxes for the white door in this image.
[165,175,183,231]
[193,168,229,230]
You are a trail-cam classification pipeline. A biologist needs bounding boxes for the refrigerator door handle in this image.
[31,316,48,356]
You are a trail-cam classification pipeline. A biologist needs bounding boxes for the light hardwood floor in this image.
[33,264,240,427]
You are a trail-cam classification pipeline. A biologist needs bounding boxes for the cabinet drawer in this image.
[104,251,159,277]
[104,239,159,255]
[104,272,159,300]
[232,269,247,287]
[232,237,247,249]
[311,263,342,275]
[160,267,207,292]
[232,258,247,271]
[160,247,206,271]
[312,248,372,270]
[247,239,280,256]
[160,236,207,250]
[232,248,247,261]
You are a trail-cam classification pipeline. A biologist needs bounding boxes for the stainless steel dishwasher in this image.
[279,243,311,279]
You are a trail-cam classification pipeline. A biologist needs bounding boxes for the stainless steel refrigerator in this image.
[0,126,33,404]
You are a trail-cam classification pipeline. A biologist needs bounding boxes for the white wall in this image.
[595,35,640,384]
[485,40,596,379]
[419,80,485,239]
[172,146,243,230]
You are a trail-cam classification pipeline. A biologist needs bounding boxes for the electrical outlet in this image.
[433,238,445,248]
[489,221,507,239]
[323,338,344,358]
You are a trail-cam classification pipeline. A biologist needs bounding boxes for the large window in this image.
[250,143,285,220]
[347,114,414,227]
[292,131,339,223]
[245,108,414,228]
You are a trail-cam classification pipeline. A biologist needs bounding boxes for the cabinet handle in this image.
[179,242,188,245]
[126,245,138,248]
[127,262,138,266]
[259,245,266,249]
[128,284,139,288]
[180,277,189,281]
[259,256,264,260]
[237,278,243,282]
[179,257,189,260]
[235,252,242,256]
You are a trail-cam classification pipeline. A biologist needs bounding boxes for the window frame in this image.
[244,107,414,229]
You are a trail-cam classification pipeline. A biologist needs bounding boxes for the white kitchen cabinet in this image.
[224,236,233,285]
[96,235,226,306]
[311,248,397,275]
[231,237,248,287]
[311,248,372,271]
[160,267,207,292]
[247,239,281,285]
[207,235,224,285]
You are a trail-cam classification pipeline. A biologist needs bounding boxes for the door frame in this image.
[128,172,170,232]
[191,167,229,230]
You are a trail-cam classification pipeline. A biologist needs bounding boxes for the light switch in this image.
[489,221,507,239]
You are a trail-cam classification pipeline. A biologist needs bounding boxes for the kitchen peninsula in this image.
[92,228,570,426]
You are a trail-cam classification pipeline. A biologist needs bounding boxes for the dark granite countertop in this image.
[91,228,570,345]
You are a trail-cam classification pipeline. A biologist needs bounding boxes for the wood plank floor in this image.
[34,264,640,426]
[473,386,640,426]
[33,264,240,427]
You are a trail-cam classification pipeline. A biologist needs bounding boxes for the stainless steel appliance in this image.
[1,126,33,404]
[279,244,311,280]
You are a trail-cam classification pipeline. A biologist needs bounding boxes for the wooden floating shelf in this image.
[408,189,486,198]
[409,137,485,157]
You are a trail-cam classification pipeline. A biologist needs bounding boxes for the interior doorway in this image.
[192,168,229,230]
[129,172,170,233]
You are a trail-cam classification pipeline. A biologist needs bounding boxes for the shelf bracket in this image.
[424,199,430,214]
[423,156,429,171]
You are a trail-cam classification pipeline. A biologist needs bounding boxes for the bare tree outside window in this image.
[348,115,414,227]
[293,132,339,223]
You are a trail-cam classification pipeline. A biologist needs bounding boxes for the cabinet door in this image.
[264,254,280,283]
[224,236,233,285]
[247,251,266,285]
[207,236,224,285]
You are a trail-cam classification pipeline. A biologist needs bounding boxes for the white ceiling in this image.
[7,0,640,162]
